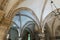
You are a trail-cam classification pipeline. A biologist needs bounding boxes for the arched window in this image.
[12,7,39,29]
[7,7,39,40]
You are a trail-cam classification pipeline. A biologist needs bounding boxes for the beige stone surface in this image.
[0,0,25,40]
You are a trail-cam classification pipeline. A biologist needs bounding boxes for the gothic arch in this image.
[12,11,40,32]
[9,7,40,40]
[21,21,36,40]
[21,27,33,40]
[21,21,35,34]
[12,7,40,26]
[11,7,40,33]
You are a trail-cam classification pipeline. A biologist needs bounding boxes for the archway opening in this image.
[6,7,39,40]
